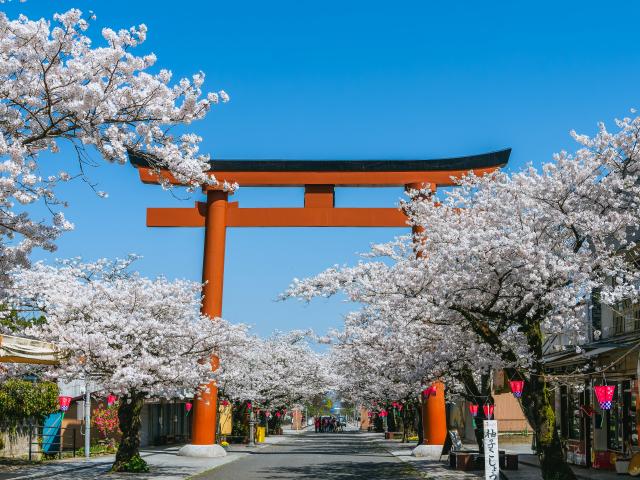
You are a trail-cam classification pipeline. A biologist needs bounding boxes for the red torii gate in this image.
[129,148,510,457]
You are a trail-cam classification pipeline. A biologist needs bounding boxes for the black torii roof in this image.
[128,148,511,172]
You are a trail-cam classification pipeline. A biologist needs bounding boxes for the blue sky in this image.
[3,0,640,337]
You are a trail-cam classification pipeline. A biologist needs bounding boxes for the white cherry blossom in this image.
[0,9,227,292]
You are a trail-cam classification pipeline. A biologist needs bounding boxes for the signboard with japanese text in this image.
[483,420,499,480]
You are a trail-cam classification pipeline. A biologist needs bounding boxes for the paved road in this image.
[194,432,425,480]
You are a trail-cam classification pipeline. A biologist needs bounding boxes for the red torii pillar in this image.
[178,190,229,457]
[406,182,447,458]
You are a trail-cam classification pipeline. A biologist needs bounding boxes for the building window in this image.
[567,388,581,441]
[628,381,638,449]
[592,288,602,333]
[612,300,638,335]
[607,382,624,452]
[614,312,625,335]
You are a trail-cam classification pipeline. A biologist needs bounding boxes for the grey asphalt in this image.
[193,431,426,480]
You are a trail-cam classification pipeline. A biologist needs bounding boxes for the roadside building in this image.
[545,291,640,471]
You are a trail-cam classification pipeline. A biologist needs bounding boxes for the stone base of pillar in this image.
[411,444,443,459]
[177,444,227,458]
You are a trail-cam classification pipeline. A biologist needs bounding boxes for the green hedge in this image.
[0,379,59,425]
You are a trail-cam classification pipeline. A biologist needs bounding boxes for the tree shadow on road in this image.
[250,459,425,480]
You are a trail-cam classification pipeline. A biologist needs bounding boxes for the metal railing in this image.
[27,423,80,461]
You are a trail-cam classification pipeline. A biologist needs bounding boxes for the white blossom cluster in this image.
[0,9,227,291]
[326,306,499,408]
[9,256,248,398]
[217,330,334,408]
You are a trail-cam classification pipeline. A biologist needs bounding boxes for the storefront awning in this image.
[582,346,617,358]
[0,335,59,365]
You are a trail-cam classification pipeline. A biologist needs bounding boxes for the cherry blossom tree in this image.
[286,113,640,479]
[299,285,503,446]
[9,256,246,472]
[0,8,227,293]
[217,330,333,412]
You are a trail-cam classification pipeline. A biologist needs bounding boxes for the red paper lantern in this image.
[58,396,72,412]
[469,404,479,416]
[247,402,252,410]
[379,410,388,417]
[483,404,494,419]
[422,385,437,397]
[594,385,616,410]
[185,402,193,413]
[276,411,281,418]
[509,380,524,398]
[107,394,117,407]
[221,399,229,407]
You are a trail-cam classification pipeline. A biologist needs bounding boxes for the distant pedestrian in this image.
[314,417,320,433]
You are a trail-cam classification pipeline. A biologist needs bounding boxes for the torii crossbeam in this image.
[129,148,510,457]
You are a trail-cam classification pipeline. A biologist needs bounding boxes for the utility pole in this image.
[84,386,91,459]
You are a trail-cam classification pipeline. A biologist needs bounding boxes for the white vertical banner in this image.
[483,420,499,480]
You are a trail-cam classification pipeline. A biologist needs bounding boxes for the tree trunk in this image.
[516,323,577,480]
[416,400,423,445]
[459,369,492,452]
[401,401,413,443]
[473,408,486,452]
[518,372,575,480]
[455,306,578,479]
[112,391,148,473]
[387,404,397,432]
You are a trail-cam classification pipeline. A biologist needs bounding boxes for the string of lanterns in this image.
[466,377,618,419]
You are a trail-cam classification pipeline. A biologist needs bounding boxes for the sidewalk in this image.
[373,435,483,479]
[502,454,624,480]
[0,431,300,480]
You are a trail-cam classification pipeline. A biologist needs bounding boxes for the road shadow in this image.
[248,459,424,480]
